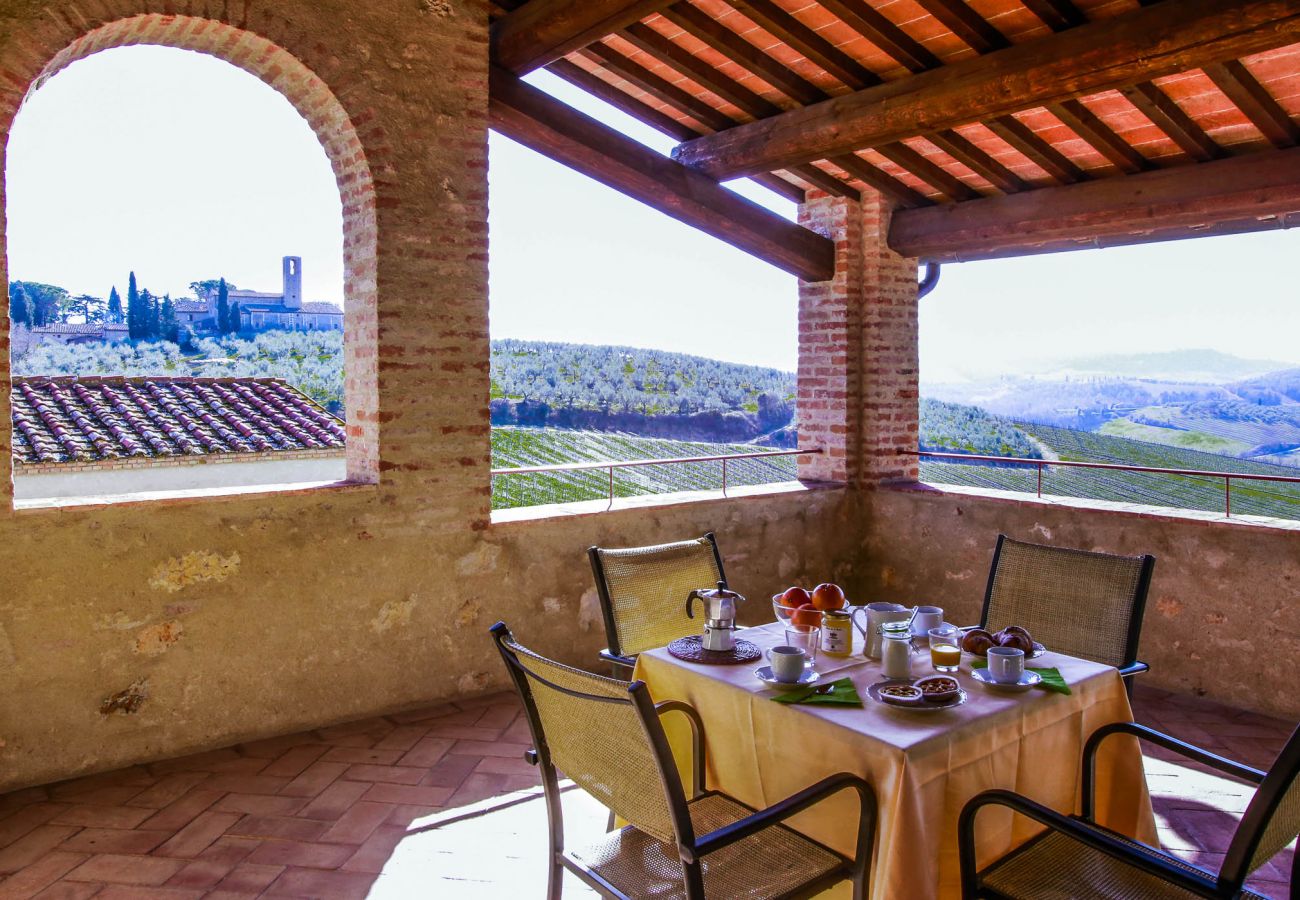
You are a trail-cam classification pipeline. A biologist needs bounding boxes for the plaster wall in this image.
[858,484,1300,719]
[13,455,348,501]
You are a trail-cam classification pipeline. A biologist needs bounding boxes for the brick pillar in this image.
[796,191,919,486]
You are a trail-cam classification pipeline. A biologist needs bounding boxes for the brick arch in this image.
[1,12,380,487]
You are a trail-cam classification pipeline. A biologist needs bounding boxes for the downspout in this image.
[918,261,941,299]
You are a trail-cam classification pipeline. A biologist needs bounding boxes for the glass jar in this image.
[880,621,914,679]
[821,609,852,657]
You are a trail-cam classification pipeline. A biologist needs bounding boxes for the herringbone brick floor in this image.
[0,685,1293,898]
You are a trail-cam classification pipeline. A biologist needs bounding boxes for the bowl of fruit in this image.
[772,583,846,628]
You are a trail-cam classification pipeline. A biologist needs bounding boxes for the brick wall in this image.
[797,192,919,486]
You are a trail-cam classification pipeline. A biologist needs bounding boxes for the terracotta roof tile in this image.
[11,376,346,466]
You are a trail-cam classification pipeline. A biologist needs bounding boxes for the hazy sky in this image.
[7,45,1299,375]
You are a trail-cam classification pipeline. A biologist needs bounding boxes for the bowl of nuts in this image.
[914,675,961,704]
[876,683,923,707]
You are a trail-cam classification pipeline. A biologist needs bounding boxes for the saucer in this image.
[756,665,820,688]
[971,668,1042,692]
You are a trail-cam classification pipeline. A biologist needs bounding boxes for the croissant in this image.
[961,628,995,655]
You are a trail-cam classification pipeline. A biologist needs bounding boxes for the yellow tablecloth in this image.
[634,622,1157,900]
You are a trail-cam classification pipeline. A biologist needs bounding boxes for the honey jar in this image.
[820,608,853,658]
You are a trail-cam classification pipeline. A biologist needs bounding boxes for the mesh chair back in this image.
[1229,722,1300,877]
[590,535,725,658]
[496,633,678,843]
[982,535,1153,669]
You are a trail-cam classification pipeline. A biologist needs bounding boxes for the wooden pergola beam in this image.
[671,0,1300,179]
[492,0,673,74]
[489,67,835,281]
[889,146,1300,262]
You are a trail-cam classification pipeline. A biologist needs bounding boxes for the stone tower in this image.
[282,256,303,310]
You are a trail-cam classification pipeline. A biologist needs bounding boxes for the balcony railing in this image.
[917,450,1300,519]
[491,448,820,510]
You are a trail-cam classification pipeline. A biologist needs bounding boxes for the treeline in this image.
[491,339,795,416]
[8,274,242,341]
[918,398,1042,460]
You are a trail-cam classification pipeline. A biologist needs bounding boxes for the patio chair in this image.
[980,534,1155,690]
[589,533,727,677]
[958,719,1300,898]
[490,622,876,900]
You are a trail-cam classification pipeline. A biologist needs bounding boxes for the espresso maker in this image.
[686,581,747,652]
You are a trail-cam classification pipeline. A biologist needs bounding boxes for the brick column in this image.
[796,191,919,486]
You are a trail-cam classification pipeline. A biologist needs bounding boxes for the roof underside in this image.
[488,0,1300,266]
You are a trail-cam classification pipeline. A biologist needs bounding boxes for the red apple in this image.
[779,586,811,609]
[810,583,846,611]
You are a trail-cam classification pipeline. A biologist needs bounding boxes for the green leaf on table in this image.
[771,677,863,706]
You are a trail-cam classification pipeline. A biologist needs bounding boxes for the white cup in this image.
[987,646,1025,684]
[765,645,807,683]
[913,605,944,636]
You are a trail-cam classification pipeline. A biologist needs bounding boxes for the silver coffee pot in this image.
[686,581,746,652]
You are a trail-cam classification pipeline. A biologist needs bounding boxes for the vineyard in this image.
[922,424,1300,521]
[491,427,796,509]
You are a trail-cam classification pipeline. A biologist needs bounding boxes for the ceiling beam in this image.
[1049,99,1154,175]
[1120,82,1224,162]
[889,146,1300,262]
[492,0,673,74]
[727,0,880,90]
[912,0,1010,54]
[489,66,835,280]
[817,0,940,72]
[1203,60,1300,149]
[671,0,1300,179]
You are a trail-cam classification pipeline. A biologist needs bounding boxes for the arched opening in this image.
[2,15,379,504]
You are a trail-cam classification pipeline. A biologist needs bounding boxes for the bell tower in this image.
[282,256,303,310]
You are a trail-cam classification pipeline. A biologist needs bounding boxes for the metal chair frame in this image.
[980,533,1156,687]
[588,532,727,677]
[959,720,1300,899]
[491,622,877,900]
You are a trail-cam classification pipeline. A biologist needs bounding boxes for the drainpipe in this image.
[918,261,941,299]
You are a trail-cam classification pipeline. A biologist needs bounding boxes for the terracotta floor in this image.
[0,684,1293,899]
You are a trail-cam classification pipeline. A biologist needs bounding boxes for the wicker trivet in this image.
[667,636,762,665]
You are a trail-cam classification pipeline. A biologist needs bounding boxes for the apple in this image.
[779,586,811,609]
[810,583,846,611]
[791,603,822,628]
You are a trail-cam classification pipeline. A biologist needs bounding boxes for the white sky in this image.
[7,45,1299,375]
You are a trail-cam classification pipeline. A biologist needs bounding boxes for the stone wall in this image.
[858,484,1300,719]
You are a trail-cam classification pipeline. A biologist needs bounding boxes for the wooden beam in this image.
[1120,82,1224,162]
[817,0,940,72]
[578,43,734,132]
[874,142,982,202]
[547,59,699,141]
[1019,0,1087,32]
[727,0,880,90]
[912,0,1010,54]
[927,130,1029,193]
[889,146,1300,261]
[829,154,930,208]
[492,0,672,74]
[1049,99,1154,175]
[489,66,835,280]
[1204,60,1300,149]
[671,0,1300,179]
[985,115,1088,184]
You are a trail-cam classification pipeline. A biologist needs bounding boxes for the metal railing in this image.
[492,447,821,509]
[917,450,1300,517]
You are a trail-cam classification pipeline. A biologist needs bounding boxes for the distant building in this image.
[24,322,129,346]
[11,375,346,502]
[176,256,344,334]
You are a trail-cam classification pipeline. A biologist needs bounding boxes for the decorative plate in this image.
[667,636,762,665]
[868,680,968,711]
[970,667,1043,692]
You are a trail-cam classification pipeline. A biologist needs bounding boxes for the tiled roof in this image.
[174,300,208,313]
[30,323,105,335]
[301,302,343,314]
[11,376,346,465]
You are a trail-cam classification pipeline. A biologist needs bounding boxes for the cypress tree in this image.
[144,290,160,340]
[8,283,31,326]
[126,272,143,340]
[216,278,230,334]
[160,295,177,343]
[106,286,123,324]
[228,301,241,334]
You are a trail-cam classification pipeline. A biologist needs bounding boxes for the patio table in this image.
[634,620,1158,900]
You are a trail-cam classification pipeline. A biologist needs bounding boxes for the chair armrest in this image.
[654,700,706,798]
[959,789,1221,899]
[1117,661,1149,679]
[524,748,538,766]
[691,773,875,862]
[598,648,636,677]
[1082,722,1265,821]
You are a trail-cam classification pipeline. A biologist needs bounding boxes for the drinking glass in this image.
[928,626,961,673]
[784,625,819,667]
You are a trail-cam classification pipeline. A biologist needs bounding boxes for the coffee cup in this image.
[987,646,1025,684]
[765,645,807,683]
[913,605,944,636]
